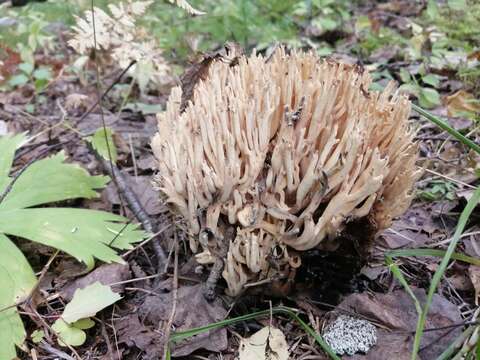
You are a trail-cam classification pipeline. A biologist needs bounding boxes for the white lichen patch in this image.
[323,315,377,356]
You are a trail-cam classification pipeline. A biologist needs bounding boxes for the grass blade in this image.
[412,104,480,154]
[387,249,480,266]
[169,306,340,360]
[411,186,480,359]
[386,256,422,316]
[435,325,476,360]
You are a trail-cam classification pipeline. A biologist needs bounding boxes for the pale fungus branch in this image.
[152,48,420,297]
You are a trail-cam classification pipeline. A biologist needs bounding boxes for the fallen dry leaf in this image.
[116,314,164,359]
[104,174,165,216]
[468,265,480,305]
[333,288,462,359]
[446,90,480,117]
[239,326,289,360]
[119,280,228,359]
[61,263,131,301]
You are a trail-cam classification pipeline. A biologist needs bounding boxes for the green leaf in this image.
[0,208,142,266]
[418,87,441,109]
[52,319,86,347]
[0,151,109,211]
[32,67,52,81]
[398,83,419,97]
[0,133,145,357]
[426,0,439,19]
[0,133,27,193]
[86,128,117,164]
[62,282,121,323]
[0,233,37,360]
[422,74,440,88]
[31,330,44,343]
[73,318,95,330]
[399,68,412,83]
[18,62,34,75]
[34,79,49,92]
[448,0,467,11]
[8,74,29,88]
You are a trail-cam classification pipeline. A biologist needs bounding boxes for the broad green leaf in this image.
[51,318,95,347]
[18,62,34,75]
[398,83,419,97]
[448,0,466,11]
[31,330,44,343]
[0,133,145,358]
[52,319,86,347]
[422,74,440,88]
[399,68,412,83]
[0,208,143,266]
[0,133,27,193]
[0,151,109,211]
[0,233,37,360]
[62,282,121,323]
[8,74,29,87]
[32,67,52,81]
[418,87,441,109]
[73,318,95,330]
[87,128,118,164]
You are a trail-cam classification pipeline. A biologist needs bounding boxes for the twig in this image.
[163,234,179,360]
[95,155,167,264]
[203,226,235,301]
[77,59,137,124]
[85,4,167,266]
[39,341,75,360]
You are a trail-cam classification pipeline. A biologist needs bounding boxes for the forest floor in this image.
[0,0,479,359]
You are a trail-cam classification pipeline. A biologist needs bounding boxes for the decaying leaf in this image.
[334,289,462,359]
[61,263,131,301]
[130,284,228,357]
[469,265,480,305]
[446,90,480,117]
[238,326,289,360]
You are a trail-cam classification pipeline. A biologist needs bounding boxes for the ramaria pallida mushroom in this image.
[152,48,420,297]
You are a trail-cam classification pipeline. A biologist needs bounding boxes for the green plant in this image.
[398,67,442,109]
[167,306,340,360]
[8,62,52,92]
[0,133,144,359]
[353,17,408,58]
[418,180,456,201]
[386,105,480,360]
[0,9,54,97]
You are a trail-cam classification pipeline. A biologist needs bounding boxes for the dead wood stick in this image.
[39,341,76,360]
[96,155,168,266]
[162,233,179,360]
[203,226,235,301]
[78,60,137,123]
